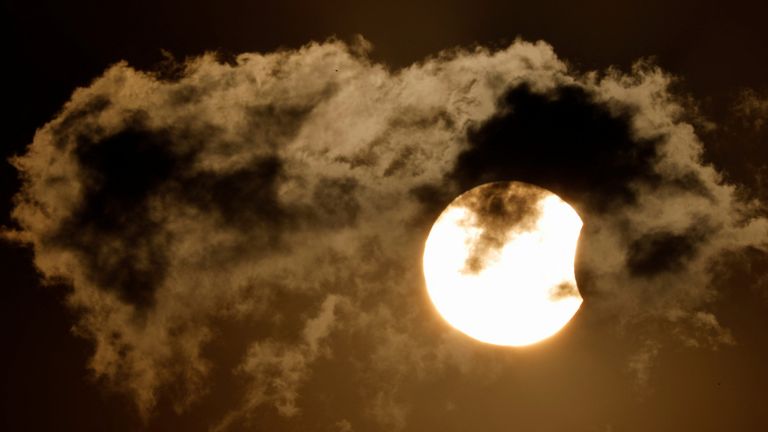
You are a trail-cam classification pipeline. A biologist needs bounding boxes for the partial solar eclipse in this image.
[423,182,583,346]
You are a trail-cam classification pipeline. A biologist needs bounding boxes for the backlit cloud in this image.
[7,38,768,429]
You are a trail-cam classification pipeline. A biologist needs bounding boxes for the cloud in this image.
[734,89,768,130]
[6,38,768,428]
[449,181,547,274]
[214,295,345,430]
[627,339,660,388]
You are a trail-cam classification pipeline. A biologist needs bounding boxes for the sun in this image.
[422,182,583,346]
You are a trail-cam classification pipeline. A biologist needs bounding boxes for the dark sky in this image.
[3,1,768,431]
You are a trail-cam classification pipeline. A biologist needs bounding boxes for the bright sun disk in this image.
[422,182,583,346]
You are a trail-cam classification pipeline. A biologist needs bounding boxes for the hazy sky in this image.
[3,1,768,431]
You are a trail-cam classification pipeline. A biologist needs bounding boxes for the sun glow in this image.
[423,183,583,346]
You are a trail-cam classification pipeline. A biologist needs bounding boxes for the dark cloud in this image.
[625,224,710,277]
[448,182,546,274]
[46,112,293,309]
[450,83,666,214]
[549,281,579,301]
[312,177,361,228]
[419,81,735,291]
[179,156,287,231]
[54,117,188,308]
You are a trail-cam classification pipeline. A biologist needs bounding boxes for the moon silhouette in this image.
[422,182,584,346]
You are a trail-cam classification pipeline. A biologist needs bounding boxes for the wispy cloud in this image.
[6,38,767,429]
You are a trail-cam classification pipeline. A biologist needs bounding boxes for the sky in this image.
[2,1,768,431]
